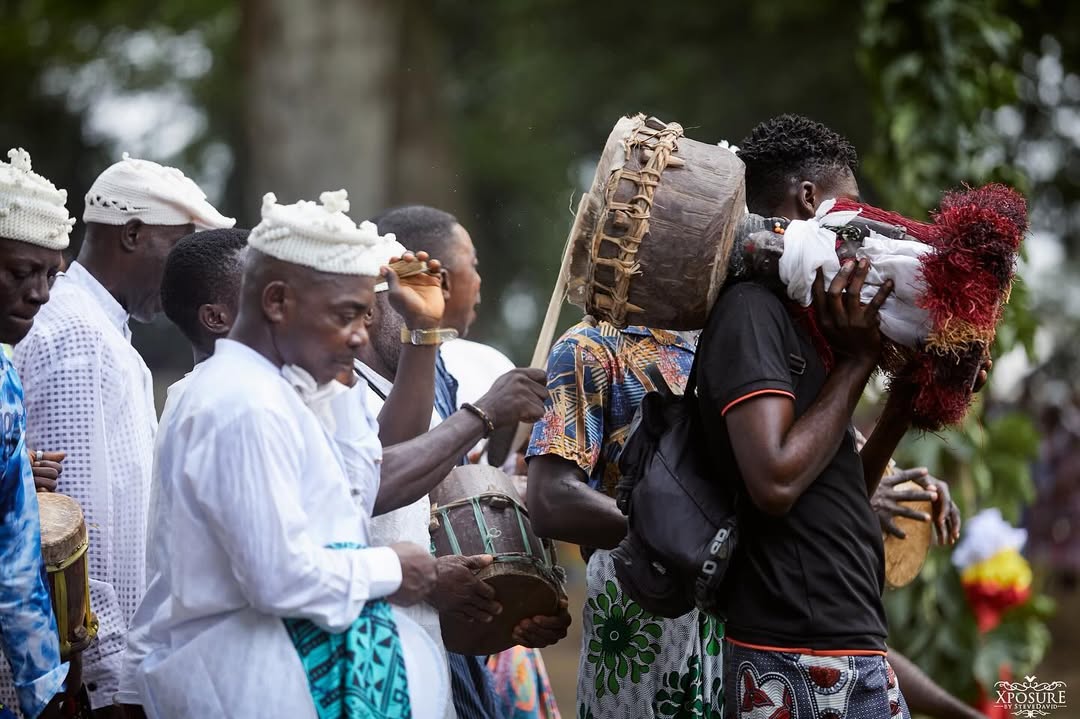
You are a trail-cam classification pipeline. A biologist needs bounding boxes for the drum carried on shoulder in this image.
[38,492,98,659]
[429,465,565,655]
[566,113,747,330]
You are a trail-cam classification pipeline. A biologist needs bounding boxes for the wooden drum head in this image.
[38,493,87,566]
[440,557,562,656]
[883,480,934,588]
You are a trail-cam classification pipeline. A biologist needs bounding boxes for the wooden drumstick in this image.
[386,257,428,280]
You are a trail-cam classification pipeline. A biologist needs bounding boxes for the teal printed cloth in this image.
[284,543,411,719]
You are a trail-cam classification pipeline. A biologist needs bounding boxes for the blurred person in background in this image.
[9,154,234,717]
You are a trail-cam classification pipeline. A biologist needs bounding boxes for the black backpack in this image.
[611,319,809,619]
[610,357,739,619]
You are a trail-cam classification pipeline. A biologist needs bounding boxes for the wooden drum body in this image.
[566,114,747,330]
[38,493,98,659]
[883,479,934,589]
[429,465,564,655]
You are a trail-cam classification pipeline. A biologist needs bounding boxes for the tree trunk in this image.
[242,0,458,223]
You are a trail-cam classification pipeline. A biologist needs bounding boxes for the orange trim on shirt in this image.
[726,637,887,657]
[721,389,795,416]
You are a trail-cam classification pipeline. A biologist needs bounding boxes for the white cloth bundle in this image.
[777,199,934,348]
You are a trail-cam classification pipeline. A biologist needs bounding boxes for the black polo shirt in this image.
[697,282,887,652]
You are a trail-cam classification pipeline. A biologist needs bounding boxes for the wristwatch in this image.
[400,326,459,346]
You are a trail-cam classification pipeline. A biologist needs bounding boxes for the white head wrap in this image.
[83,153,234,229]
[0,148,74,250]
[248,190,406,277]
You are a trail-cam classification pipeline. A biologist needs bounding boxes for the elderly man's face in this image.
[277,271,377,385]
[0,237,61,344]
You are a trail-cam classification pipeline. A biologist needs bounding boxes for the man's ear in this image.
[120,219,143,252]
[198,303,234,336]
[440,267,452,303]
[796,180,818,220]
[261,281,290,323]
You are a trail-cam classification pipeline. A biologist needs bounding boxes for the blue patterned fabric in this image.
[0,352,66,718]
[434,351,460,424]
[526,323,696,497]
[284,542,411,719]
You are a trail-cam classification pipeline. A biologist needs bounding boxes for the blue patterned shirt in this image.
[0,352,66,718]
[527,322,697,497]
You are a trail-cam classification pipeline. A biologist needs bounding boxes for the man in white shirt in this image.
[114,228,249,712]
[129,190,444,718]
[365,205,568,719]
[10,155,234,716]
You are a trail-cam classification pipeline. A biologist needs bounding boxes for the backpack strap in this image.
[643,352,700,399]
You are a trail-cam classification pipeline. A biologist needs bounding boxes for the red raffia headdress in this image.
[828,184,1027,430]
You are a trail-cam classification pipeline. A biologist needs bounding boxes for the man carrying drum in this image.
[528,322,721,718]
[0,148,73,719]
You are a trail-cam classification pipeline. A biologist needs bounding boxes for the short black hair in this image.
[370,205,461,267]
[161,228,249,346]
[737,114,859,215]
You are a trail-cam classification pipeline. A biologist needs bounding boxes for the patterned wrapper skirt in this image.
[577,550,725,719]
[723,641,910,719]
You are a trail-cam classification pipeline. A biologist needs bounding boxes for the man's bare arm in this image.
[527,455,626,548]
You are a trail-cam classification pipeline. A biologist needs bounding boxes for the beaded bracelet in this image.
[461,402,495,438]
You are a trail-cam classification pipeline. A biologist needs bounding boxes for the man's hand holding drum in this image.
[428,554,502,623]
[873,467,963,545]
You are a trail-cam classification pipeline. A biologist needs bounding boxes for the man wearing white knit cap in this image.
[129,190,449,719]
[0,148,74,718]
[11,154,234,716]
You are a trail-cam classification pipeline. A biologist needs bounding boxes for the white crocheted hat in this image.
[83,153,235,229]
[0,148,74,250]
[249,190,406,277]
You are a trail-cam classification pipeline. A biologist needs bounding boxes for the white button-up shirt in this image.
[129,339,409,717]
[10,261,156,709]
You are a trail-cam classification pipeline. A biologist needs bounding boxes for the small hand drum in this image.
[882,479,934,589]
[429,465,565,655]
[38,492,98,659]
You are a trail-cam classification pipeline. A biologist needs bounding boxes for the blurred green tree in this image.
[859,0,1051,705]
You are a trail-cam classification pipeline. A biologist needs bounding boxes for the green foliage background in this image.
[860,0,1053,700]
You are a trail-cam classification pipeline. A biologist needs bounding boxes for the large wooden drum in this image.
[38,492,98,659]
[566,113,747,330]
[429,465,564,655]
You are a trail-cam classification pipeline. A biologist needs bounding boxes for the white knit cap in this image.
[83,153,235,229]
[248,190,406,277]
[0,148,74,250]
